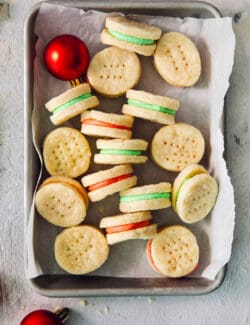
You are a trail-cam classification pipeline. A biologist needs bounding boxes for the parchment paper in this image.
[25,3,235,280]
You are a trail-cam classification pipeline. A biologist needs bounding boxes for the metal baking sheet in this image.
[24,0,226,297]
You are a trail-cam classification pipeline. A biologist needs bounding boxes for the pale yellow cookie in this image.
[151,123,205,172]
[122,89,180,125]
[147,225,199,277]
[100,211,156,245]
[94,138,148,164]
[43,127,91,178]
[81,110,134,139]
[45,83,99,126]
[154,32,201,87]
[87,47,141,97]
[54,225,109,274]
[40,176,89,209]
[119,182,172,213]
[81,164,137,202]
[35,181,88,227]
[172,164,207,211]
[101,16,161,56]
[176,172,218,223]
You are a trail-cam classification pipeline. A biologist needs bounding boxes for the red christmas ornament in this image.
[44,34,90,81]
[20,308,69,325]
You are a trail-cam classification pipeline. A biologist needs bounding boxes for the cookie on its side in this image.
[43,127,91,178]
[172,164,218,223]
[101,16,161,56]
[45,83,99,126]
[81,164,137,202]
[35,176,88,227]
[54,225,109,274]
[122,89,180,125]
[146,225,199,277]
[94,138,148,165]
[119,182,171,213]
[100,211,157,245]
[151,123,205,172]
[81,110,134,139]
[154,32,201,87]
[87,46,141,97]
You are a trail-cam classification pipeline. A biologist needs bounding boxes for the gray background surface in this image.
[0,1,249,324]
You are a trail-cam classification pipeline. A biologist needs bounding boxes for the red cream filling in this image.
[88,173,132,192]
[81,118,131,131]
[146,239,161,272]
[106,220,150,234]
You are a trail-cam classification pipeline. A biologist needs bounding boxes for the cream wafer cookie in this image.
[35,177,88,227]
[81,164,137,202]
[45,83,99,126]
[172,164,218,223]
[94,138,148,165]
[151,123,205,172]
[81,110,134,139]
[54,225,109,274]
[43,127,91,178]
[100,211,157,245]
[146,225,199,277]
[119,182,171,213]
[87,47,141,97]
[122,89,180,125]
[154,32,201,87]
[101,16,161,56]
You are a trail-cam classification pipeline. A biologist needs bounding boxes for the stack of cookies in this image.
[35,15,219,278]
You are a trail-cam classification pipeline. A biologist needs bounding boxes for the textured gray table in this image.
[0,1,249,324]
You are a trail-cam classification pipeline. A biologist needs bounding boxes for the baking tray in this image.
[24,0,226,297]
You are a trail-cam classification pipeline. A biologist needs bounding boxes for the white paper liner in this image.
[25,3,235,280]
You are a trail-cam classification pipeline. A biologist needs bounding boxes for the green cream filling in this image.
[108,29,155,45]
[52,93,92,115]
[127,99,176,116]
[100,149,142,156]
[120,192,171,203]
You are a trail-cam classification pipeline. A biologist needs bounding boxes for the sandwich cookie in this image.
[151,123,205,172]
[146,225,199,277]
[45,83,99,126]
[94,138,148,165]
[154,32,201,87]
[101,16,162,56]
[43,127,91,178]
[172,164,218,223]
[81,164,137,202]
[81,110,134,139]
[87,46,141,97]
[54,225,109,274]
[122,89,180,125]
[35,176,88,227]
[119,182,171,213]
[99,211,157,245]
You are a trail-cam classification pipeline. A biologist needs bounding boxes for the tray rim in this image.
[24,0,226,297]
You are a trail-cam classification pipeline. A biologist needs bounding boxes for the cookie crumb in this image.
[148,297,156,304]
[80,299,88,307]
[98,205,105,214]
